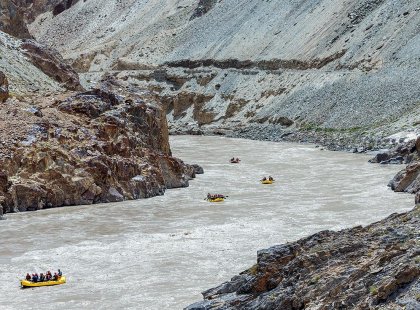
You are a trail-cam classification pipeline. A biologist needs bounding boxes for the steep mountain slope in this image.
[30,0,420,141]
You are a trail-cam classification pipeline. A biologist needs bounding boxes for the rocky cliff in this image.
[27,0,419,146]
[0,31,201,218]
[0,75,199,218]
[186,207,420,309]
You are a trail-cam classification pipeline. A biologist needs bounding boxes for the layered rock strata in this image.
[186,207,420,310]
[0,77,200,217]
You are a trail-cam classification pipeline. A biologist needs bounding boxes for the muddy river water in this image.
[0,136,414,309]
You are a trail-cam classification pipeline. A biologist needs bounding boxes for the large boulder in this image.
[389,163,420,196]
[0,71,9,102]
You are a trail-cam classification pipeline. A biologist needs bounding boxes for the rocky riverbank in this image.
[186,206,420,310]
[0,76,202,218]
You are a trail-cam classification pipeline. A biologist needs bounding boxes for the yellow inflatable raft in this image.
[208,197,225,202]
[261,180,274,184]
[21,276,66,288]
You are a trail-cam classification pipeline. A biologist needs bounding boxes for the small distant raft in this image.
[261,180,274,184]
[207,197,225,203]
[230,158,241,164]
[21,276,66,288]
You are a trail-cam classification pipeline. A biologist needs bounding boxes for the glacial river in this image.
[0,136,414,309]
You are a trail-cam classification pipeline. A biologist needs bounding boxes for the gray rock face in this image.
[0,0,65,38]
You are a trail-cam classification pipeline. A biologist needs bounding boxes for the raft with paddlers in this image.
[206,193,227,202]
[260,176,275,184]
[21,276,66,288]
[21,269,65,288]
[230,157,241,164]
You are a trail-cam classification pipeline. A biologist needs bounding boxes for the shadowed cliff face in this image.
[0,77,198,216]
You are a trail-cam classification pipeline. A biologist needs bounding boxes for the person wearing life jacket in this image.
[39,273,45,282]
[58,269,62,277]
[32,273,39,282]
[268,176,274,181]
[46,271,52,281]
[25,273,31,281]
[262,177,267,181]
[53,273,59,281]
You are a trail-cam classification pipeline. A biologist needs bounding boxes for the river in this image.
[0,136,414,309]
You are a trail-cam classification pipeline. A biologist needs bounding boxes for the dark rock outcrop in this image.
[186,208,420,309]
[190,0,218,20]
[52,0,81,16]
[371,137,420,206]
[370,138,419,165]
[389,163,420,204]
[0,71,8,102]
[21,39,83,90]
[0,0,76,38]
[0,0,32,38]
[0,77,199,215]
